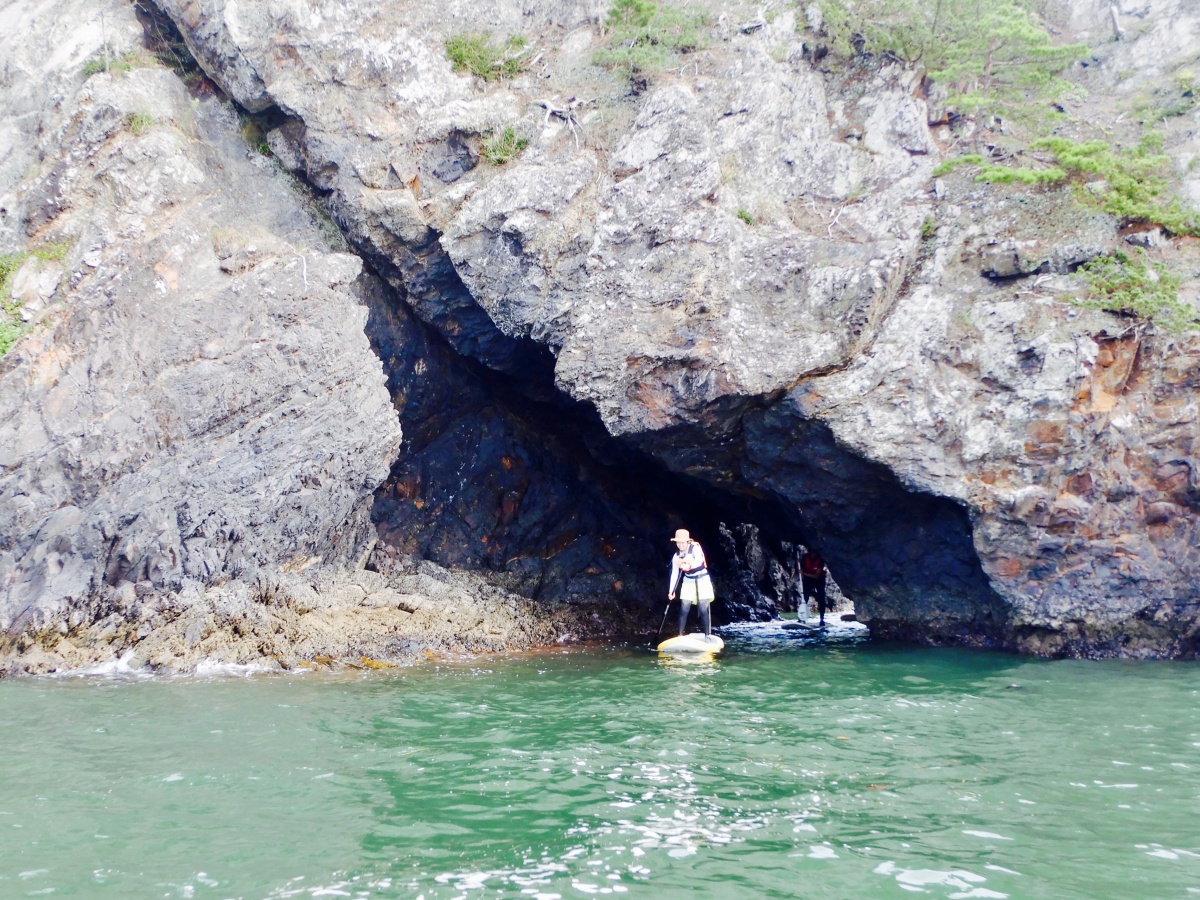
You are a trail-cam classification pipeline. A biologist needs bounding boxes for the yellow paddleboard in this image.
[656,633,724,653]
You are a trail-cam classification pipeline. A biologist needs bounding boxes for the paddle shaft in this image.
[657,569,687,637]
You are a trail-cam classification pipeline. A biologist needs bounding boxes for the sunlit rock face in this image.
[2,0,1198,659]
[0,0,401,633]
[146,0,1200,657]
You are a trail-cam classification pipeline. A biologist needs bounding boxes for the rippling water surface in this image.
[3,622,1200,899]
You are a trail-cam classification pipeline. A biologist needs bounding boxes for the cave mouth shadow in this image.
[361,272,1006,646]
[359,273,833,625]
[136,0,1009,651]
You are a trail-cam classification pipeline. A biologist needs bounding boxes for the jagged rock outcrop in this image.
[1,559,635,677]
[0,0,406,650]
[2,0,1198,668]
[148,0,1200,657]
[0,0,708,676]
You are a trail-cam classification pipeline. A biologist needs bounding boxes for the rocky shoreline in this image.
[0,559,639,677]
[1,0,1198,668]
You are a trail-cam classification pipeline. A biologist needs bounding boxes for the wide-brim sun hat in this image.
[671,528,690,542]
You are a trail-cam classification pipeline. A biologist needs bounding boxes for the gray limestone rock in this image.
[147,0,1200,657]
[0,0,402,635]
[3,0,1200,667]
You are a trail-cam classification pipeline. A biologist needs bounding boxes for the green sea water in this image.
[2,622,1199,899]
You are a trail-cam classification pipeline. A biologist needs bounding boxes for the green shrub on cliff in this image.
[125,111,155,135]
[81,48,149,78]
[1036,134,1199,235]
[0,319,25,357]
[446,33,529,81]
[932,153,1066,183]
[1077,251,1193,332]
[934,134,1200,235]
[0,242,70,358]
[594,0,705,74]
[0,253,27,358]
[810,0,1085,126]
[481,127,529,165]
[0,253,25,299]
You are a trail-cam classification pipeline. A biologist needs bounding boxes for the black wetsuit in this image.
[677,591,712,637]
[800,552,828,624]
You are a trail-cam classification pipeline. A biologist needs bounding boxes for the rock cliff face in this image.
[144,0,1199,656]
[1,0,1198,668]
[0,0,406,645]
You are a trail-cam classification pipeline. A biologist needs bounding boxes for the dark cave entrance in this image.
[132,3,1006,642]
[359,273,806,627]
[358,271,1005,642]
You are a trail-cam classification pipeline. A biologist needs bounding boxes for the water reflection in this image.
[5,635,1200,899]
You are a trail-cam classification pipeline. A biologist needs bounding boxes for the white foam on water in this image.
[984,865,1022,876]
[53,653,272,680]
[963,830,1013,841]
[161,773,184,782]
[194,660,271,677]
[69,651,144,678]
[875,861,1005,898]
[807,845,838,859]
[1148,849,1180,859]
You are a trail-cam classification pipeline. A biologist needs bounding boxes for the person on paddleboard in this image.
[799,546,829,627]
[669,528,714,638]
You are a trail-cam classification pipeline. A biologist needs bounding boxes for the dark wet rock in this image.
[361,276,691,608]
[3,0,1200,670]
[0,1,401,637]
[713,523,777,623]
[142,0,1199,657]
